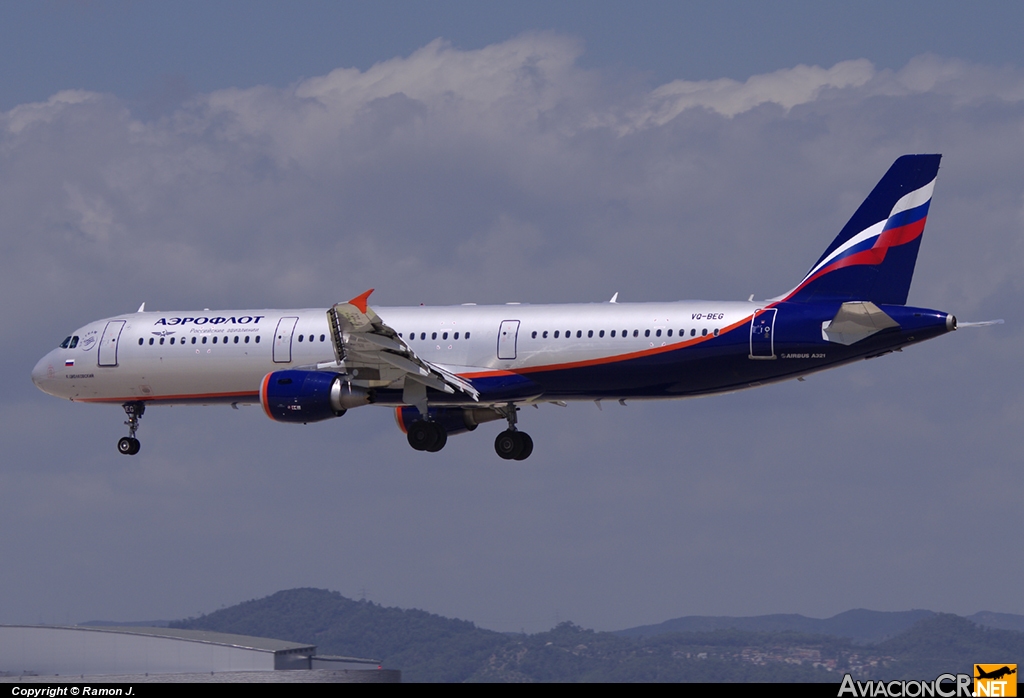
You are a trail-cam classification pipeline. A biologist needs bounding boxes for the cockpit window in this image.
[69,336,79,348]
[59,336,72,348]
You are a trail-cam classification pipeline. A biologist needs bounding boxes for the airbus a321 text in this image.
[32,155,998,460]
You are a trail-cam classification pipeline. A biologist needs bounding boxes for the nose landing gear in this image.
[494,403,533,460]
[117,402,144,455]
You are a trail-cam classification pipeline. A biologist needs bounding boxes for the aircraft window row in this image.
[402,331,470,341]
[60,336,80,349]
[528,328,720,339]
[138,335,261,346]
[297,334,326,342]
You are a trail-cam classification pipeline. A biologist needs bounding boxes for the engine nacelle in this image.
[394,406,503,437]
[260,370,371,423]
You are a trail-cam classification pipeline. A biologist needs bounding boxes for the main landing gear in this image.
[405,403,534,459]
[117,402,144,456]
[494,403,533,461]
[407,419,448,453]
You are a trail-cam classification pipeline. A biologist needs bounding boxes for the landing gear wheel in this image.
[425,424,448,452]
[407,421,436,451]
[513,432,533,461]
[494,430,524,460]
[408,420,447,452]
[118,437,140,456]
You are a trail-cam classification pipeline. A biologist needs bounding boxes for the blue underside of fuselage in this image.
[372,303,951,405]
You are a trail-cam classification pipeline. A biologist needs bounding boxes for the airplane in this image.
[975,666,1016,681]
[32,154,997,460]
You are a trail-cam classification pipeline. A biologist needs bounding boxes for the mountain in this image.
[169,589,1024,682]
[615,609,937,643]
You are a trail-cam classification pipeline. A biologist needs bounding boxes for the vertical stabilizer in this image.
[783,154,941,305]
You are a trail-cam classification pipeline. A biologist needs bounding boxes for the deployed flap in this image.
[327,290,480,401]
[822,301,900,345]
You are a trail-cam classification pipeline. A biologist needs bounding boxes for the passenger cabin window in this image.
[454,332,460,340]
[255,336,261,343]
[159,337,165,345]
[531,331,537,339]
[149,338,154,345]
[245,336,250,343]
[599,330,604,337]
[587,330,593,338]
[465,332,470,339]
[431,332,437,340]
[202,337,208,344]
[702,329,708,336]
[611,330,616,337]
[656,329,662,337]
[542,331,548,338]
[420,332,426,340]
[554,331,560,338]
[320,334,325,342]
[645,329,651,337]
[138,338,144,346]
[633,330,639,337]
[443,332,448,340]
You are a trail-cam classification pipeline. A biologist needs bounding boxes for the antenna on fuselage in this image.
[137,302,146,312]
[609,292,618,303]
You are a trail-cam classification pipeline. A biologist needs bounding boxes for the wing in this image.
[325,290,479,411]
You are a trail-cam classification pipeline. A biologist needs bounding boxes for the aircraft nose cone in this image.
[31,353,54,392]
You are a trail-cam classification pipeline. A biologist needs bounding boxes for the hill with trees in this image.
[169,589,1024,682]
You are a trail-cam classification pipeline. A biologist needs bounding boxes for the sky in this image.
[2,2,1023,634]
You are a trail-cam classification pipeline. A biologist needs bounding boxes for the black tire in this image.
[513,432,533,460]
[407,421,438,451]
[128,438,141,455]
[118,437,135,455]
[494,430,523,460]
[425,423,448,452]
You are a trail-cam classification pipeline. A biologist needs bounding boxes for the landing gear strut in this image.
[117,402,144,456]
[407,420,448,453]
[494,403,533,460]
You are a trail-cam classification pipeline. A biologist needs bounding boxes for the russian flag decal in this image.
[65,359,74,367]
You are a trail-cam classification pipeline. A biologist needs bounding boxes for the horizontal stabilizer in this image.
[822,301,899,345]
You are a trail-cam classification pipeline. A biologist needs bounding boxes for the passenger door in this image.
[97,320,126,367]
[497,320,520,360]
[273,317,299,363]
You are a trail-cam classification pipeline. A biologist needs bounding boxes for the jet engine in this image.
[260,370,371,423]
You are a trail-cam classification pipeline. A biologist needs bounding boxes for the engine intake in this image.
[260,370,371,423]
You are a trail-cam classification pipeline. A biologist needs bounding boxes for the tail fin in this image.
[783,154,941,305]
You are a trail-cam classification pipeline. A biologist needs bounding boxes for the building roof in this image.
[1,625,315,655]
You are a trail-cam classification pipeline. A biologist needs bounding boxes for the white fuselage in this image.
[32,300,759,406]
